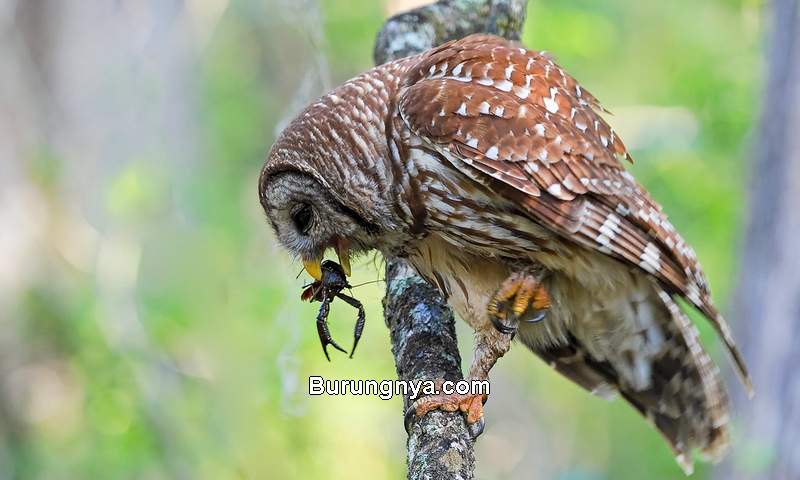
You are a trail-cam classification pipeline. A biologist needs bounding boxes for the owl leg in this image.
[404,328,512,438]
[487,268,551,334]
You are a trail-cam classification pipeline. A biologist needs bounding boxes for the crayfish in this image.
[301,260,366,360]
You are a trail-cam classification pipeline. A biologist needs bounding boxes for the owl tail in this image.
[634,289,731,472]
[526,284,730,475]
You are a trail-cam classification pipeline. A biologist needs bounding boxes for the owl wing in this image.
[397,34,750,391]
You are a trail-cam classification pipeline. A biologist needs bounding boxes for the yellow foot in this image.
[404,380,488,438]
[487,270,551,334]
[414,391,485,423]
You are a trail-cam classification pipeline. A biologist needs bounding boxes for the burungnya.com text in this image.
[308,376,490,401]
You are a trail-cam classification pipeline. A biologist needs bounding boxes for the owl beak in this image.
[334,238,352,277]
[303,239,351,280]
[302,258,323,281]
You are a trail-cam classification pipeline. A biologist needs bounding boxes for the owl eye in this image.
[292,203,314,234]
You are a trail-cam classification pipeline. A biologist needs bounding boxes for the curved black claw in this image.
[524,309,548,324]
[349,307,366,358]
[321,337,348,361]
[467,416,485,440]
[336,292,366,359]
[489,314,517,335]
[404,405,417,435]
[316,297,347,361]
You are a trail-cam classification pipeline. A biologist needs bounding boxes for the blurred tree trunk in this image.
[722,0,800,478]
[1,1,205,478]
[0,2,58,476]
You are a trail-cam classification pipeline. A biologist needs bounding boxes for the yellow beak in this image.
[303,258,323,281]
[303,239,351,281]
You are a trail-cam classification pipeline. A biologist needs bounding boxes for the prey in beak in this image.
[300,260,366,360]
[302,237,352,280]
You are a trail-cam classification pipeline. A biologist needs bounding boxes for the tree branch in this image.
[374,2,528,478]
[383,260,474,479]
[374,0,527,65]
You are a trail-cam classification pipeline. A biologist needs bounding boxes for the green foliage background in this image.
[7,0,763,478]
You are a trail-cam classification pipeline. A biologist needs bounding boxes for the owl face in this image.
[260,171,381,280]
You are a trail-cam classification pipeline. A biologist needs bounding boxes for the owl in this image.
[259,34,751,473]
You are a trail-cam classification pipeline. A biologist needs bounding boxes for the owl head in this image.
[258,80,402,280]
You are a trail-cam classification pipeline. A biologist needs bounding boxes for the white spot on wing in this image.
[596,232,611,250]
[524,74,533,88]
[686,282,702,307]
[494,79,513,92]
[544,96,559,113]
[639,242,662,274]
[538,149,548,161]
[547,184,563,197]
[599,213,621,239]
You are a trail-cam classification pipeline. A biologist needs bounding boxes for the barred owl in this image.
[259,34,751,473]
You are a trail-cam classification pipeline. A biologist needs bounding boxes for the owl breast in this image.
[407,226,675,393]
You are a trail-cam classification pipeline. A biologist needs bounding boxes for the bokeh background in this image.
[0,0,766,478]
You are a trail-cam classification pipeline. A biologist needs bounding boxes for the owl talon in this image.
[403,404,416,434]
[488,270,550,333]
[525,309,547,323]
[467,416,485,439]
[490,316,518,335]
